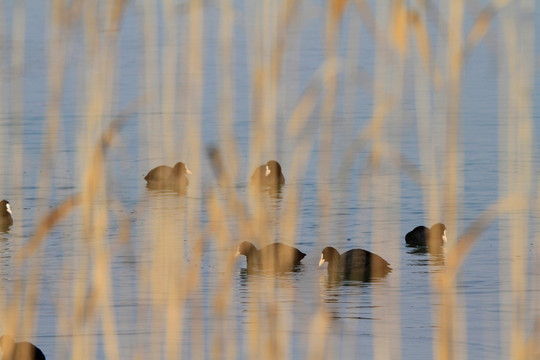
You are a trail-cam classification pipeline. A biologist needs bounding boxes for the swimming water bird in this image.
[144,162,192,191]
[405,223,447,247]
[319,247,392,281]
[235,241,306,272]
[0,335,46,360]
[250,160,285,188]
[0,200,13,230]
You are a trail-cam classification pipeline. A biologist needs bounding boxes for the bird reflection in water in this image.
[406,244,446,267]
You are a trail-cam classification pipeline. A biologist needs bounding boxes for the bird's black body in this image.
[236,241,305,272]
[405,223,447,247]
[319,247,391,281]
[144,162,191,191]
[0,335,46,360]
[0,200,13,231]
[250,161,285,188]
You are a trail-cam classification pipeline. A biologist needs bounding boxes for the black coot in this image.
[144,162,192,191]
[0,335,46,360]
[235,241,305,272]
[319,246,391,281]
[0,200,13,230]
[250,160,285,188]
[405,223,447,246]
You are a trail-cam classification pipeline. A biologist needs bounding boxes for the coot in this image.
[144,162,192,191]
[235,241,305,272]
[250,160,285,188]
[319,246,391,281]
[0,200,13,230]
[405,223,447,247]
[0,335,46,360]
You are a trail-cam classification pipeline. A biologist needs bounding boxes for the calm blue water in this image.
[0,2,539,359]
